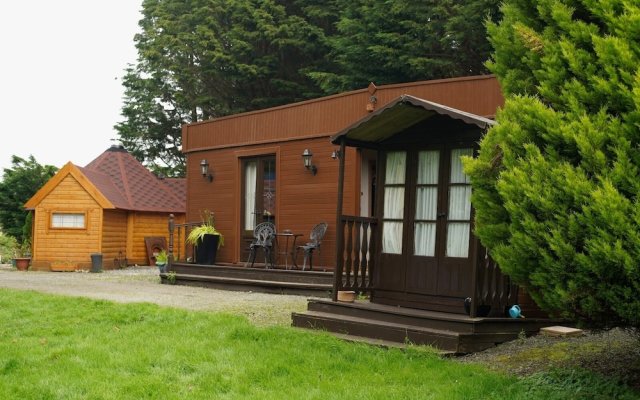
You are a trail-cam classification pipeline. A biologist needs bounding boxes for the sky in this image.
[0,1,142,174]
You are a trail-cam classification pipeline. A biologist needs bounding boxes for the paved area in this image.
[0,265,309,326]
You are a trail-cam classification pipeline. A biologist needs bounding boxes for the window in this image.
[51,213,86,229]
[382,151,406,254]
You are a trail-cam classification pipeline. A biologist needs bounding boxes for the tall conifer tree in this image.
[466,1,640,327]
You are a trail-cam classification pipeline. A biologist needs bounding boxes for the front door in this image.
[374,146,475,312]
[241,156,276,261]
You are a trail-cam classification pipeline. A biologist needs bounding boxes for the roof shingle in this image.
[82,145,185,213]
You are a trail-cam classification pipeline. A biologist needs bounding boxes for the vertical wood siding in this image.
[183,76,502,152]
[183,76,503,269]
[187,139,357,267]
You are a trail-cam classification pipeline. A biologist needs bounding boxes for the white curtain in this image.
[382,152,406,254]
[450,148,473,183]
[446,148,473,257]
[414,222,436,256]
[383,187,405,219]
[383,222,404,254]
[385,151,406,184]
[417,150,439,184]
[446,223,470,257]
[414,151,439,256]
[448,186,471,219]
[244,161,257,230]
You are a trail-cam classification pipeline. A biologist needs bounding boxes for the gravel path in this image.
[0,265,309,326]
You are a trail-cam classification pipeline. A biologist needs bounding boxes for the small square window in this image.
[52,213,85,229]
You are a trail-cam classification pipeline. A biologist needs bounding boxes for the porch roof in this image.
[330,94,495,146]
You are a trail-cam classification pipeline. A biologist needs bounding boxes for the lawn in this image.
[0,289,636,399]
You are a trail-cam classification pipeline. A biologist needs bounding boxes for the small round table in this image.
[275,232,303,269]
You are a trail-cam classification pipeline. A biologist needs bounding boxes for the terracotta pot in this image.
[337,291,356,303]
[14,258,30,271]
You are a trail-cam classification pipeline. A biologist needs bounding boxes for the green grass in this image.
[0,289,636,400]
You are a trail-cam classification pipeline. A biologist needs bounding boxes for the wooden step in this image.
[296,329,456,355]
[292,310,463,352]
[307,300,478,333]
[292,310,526,353]
[162,273,332,297]
[171,263,334,285]
[306,299,555,335]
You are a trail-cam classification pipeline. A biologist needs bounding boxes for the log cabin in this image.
[25,145,186,271]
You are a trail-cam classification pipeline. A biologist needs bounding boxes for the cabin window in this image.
[51,212,86,229]
[244,161,258,231]
[382,151,406,254]
[445,148,473,257]
[414,150,439,256]
[242,155,276,231]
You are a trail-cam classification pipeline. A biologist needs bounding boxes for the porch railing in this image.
[471,246,519,317]
[167,214,201,268]
[333,215,378,299]
[332,214,518,317]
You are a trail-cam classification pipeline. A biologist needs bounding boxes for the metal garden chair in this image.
[295,222,328,271]
[245,222,276,268]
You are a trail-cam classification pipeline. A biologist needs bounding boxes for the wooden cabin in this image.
[25,145,186,271]
[178,75,502,271]
[169,75,556,352]
[291,95,555,352]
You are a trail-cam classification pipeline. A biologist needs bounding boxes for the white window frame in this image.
[51,212,86,229]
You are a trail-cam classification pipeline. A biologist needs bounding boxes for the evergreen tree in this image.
[466,1,640,327]
[0,155,57,244]
[116,0,329,176]
[117,0,500,175]
[308,0,501,92]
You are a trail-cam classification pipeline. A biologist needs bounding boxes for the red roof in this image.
[82,145,185,213]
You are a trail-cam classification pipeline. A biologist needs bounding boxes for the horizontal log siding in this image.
[187,139,357,268]
[183,76,502,151]
[32,174,102,266]
[128,212,185,265]
[101,210,128,268]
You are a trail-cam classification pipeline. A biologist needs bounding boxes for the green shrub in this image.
[466,1,640,327]
[0,233,17,263]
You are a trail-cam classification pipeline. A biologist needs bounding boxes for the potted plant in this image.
[155,249,168,272]
[13,241,31,271]
[186,210,224,265]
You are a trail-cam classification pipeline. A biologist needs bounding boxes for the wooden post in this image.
[168,214,175,270]
[469,237,480,318]
[332,139,346,301]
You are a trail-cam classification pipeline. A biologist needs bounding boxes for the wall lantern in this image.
[331,149,342,160]
[301,148,317,175]
[200,159,213,182]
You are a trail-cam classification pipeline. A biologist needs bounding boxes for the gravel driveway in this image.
[0,265,309,326]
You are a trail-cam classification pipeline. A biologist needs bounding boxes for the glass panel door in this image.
[414,150,439,257]
[445,148,473,258]
[244,161,257,231]
[241,156,276,261]
[382,151,406,254]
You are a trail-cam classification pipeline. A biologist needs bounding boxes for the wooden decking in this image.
[161,262,333,297]
[292,299,561,353]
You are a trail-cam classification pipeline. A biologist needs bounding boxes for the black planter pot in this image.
[195,234,219,265]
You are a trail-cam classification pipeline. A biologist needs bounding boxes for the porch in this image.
[161,262,332,297]
[292,299,557,354]
[290,215,557,352]
[162,216,333,297]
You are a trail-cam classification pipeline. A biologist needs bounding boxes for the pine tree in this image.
[466,1,640,327]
